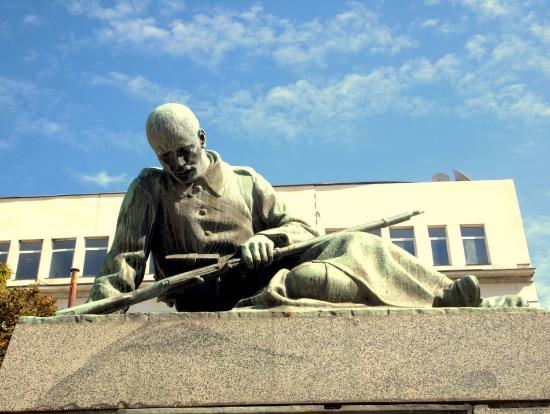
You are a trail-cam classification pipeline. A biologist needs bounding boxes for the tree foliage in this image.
[0,263,57,366]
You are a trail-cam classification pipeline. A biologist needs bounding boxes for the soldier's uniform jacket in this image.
[89,151,317,311]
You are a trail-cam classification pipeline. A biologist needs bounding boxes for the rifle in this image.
[55,210,423,316]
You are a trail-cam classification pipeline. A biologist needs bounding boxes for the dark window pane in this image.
[390,228,414,239]
[85,238,108,248]
[367,228,381,237]
[431,239,449,265]
[394,240,416,256]
[52,239,75,250]
[0,242,8,264]
[463,239,489,265]
[49,251,74,278]
[83,249,107,276]
[428,227,446,238]
[19,241,42,251]
[16,252,41,279]
[461,226,485,237]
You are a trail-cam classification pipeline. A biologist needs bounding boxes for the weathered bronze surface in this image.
[58,211,422,315]
[83,103,526,313]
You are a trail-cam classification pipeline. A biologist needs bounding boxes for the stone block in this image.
[0,308,549,412]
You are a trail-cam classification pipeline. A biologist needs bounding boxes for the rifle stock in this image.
[55,210,423,316]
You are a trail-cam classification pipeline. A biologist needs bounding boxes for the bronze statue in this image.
[82,103,525,314]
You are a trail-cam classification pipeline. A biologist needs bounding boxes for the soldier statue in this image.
[87,103,525,311]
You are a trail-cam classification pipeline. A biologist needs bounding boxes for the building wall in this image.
[0,179,538,310]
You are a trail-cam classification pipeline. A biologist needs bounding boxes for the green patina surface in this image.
[23,306,547,324]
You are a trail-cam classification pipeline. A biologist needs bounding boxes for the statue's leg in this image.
[295,232,515,308]
[284,261,364,303]
[236,232,528,309]
[294,232,455,307]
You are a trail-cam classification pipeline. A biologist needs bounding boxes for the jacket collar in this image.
[193,150,225,196]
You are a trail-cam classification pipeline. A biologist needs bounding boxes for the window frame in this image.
[460,225,490,265]
[82,237,109,277]
[428,226,451,266]
[15,240,43,280]
[49,238,76,278]
[0,241,9,264]
[389,226,416,257]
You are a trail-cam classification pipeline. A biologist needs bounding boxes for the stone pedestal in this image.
[0,308,549,413]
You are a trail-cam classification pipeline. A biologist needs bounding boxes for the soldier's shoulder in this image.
[132,167,167,189]
[137,167,165,180]
[230,165,257,177]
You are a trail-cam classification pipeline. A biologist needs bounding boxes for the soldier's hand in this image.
[241,235,274,270]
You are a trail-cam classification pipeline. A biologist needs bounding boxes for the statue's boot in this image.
[433,275,481,307]
[480,295,528,307]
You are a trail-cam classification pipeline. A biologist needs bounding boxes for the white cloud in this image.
[419,17,466,34]
[399,54,461,83]
[77,171,128,188]
[524,215,550,309]
[90,71,190,104]
[66,2,416,69]
[421,19,439,28]
[79,128,148,153]
[66,0,148,21]
[465,34,487,57]
[22,14,41,26]
[530,22,550,44]
[158,0,186,15]
[526,215,550,239]
[15,118,63,136]
[209,67,437,142]
[460,82,550,121]
[0,76,39,109]
[209,37,549,142]
[271,3,417,68]
[22,50,39,63]
[491,35,550,75]
[459,0,516,18]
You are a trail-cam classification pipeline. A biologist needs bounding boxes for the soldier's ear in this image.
[198,129,207,148]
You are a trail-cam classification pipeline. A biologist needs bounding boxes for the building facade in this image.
[0,178,539,311]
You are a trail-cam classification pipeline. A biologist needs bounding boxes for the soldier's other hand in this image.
[241,235,274,270]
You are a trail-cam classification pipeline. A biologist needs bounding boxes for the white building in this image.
[0,177,539,311]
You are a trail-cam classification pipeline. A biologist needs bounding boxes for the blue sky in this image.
[0,0,549,306]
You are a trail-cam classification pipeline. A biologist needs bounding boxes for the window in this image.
[16,240,42,280]
[429,227,450,265]
[0,242,9,264]
[461,226,489,265]
[390,228,416,256]
[49,239,76,278]
[83,238,109,276]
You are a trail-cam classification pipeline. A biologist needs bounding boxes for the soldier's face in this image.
[158,131,203,184]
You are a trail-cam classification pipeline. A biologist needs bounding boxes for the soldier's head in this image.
[146,103,208,184]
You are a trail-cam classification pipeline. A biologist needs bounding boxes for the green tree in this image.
[0,263,57,366]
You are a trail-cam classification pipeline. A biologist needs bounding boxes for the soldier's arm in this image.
[88,169,160,301]
[240,169,319,269]
[252,171,319,246]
